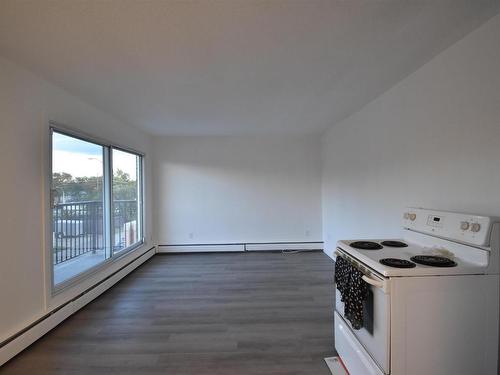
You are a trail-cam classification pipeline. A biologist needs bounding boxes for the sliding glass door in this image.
[51,128,143,289]
[112,148,142,254]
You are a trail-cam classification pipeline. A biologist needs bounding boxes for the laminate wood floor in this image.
[2,251,336,375]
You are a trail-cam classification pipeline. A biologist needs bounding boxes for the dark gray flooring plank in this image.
[1,251,335,375]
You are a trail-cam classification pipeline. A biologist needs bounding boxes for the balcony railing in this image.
[52,200,137,265]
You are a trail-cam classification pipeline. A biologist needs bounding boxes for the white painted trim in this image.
[0,247,155,367]
[158,244,245,253]
[0,304,74,368]
[157,242,324,253]
[245,242,323,251]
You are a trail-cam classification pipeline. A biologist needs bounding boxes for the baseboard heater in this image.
[0,246,156,367]
[158,241,323,253]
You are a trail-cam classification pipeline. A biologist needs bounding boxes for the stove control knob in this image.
[471,223,481,233]
[409,213,417,221]
[460,221,470,231]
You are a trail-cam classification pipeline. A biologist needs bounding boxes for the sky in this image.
[52,132,138,178]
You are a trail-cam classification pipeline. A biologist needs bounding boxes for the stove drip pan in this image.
[381,240,408,248]
[410,255,457,267]
[349,241,383,250]
[379,258,416,268]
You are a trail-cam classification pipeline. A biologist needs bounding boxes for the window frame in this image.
[49,122,145,294]
[110,145,145,256]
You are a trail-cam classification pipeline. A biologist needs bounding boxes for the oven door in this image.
[335,251,391,374]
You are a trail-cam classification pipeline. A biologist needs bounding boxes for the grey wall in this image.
[153,136,322,245]
[321,14,500,258]
[0,57,153,341]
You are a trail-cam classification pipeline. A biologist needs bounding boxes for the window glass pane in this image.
[112,148,141,253]
[52,131,109,285]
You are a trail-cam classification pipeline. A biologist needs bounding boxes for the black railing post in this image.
[92,202,97,253]
[52,199,137,265]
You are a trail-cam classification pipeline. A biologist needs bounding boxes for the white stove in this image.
[337,239,489,277]
[332,208,500,375]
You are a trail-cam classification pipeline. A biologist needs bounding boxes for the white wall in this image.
[0,57,153,342]
[322,14,500,258]
[153,136,322,245]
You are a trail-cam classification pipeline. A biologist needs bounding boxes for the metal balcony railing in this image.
[52,200,137,264]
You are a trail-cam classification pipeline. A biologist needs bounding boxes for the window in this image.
[51,128,143,289]
[112,148,142,254]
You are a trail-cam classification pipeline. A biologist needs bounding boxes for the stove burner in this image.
[381,240,408,248]
[410,255,457,267]
[350,241,383,250]
[379,258,416,268]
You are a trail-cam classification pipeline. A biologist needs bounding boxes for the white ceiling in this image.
[0,1,498,136]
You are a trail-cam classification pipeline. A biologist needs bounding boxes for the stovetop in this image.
[336,239,489,277]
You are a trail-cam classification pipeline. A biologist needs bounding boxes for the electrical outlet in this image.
[189,232,194,239]
[305,230,310,237]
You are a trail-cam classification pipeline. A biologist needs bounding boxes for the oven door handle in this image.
[361,275,384,289]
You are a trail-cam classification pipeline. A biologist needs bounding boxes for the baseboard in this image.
[0,246,155,367]
[158,241,323,253]
[158,243,245,253]
[245,242,323,251]
[0,303,74,367]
